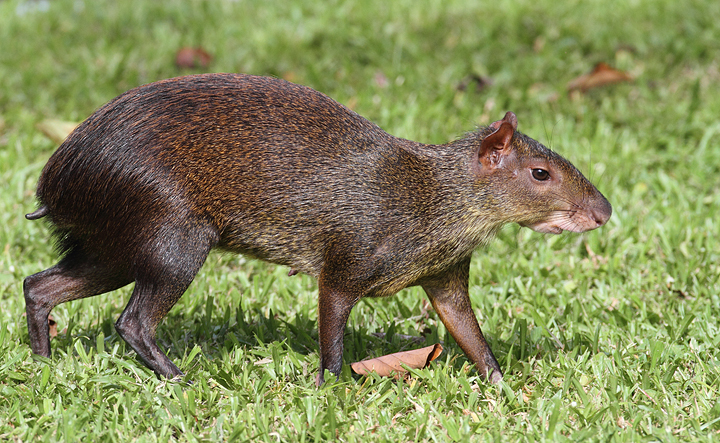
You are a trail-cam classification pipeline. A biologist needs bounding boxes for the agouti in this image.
[24,73,611,385]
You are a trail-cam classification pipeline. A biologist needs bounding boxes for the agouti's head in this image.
[472,112,612,234]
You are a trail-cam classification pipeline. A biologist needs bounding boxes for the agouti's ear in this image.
[477,112,518,169]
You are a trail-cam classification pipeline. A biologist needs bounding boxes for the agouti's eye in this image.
[532,169,550,181]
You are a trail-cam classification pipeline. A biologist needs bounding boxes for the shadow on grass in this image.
[31,304,582,383]
[37,306,423,361]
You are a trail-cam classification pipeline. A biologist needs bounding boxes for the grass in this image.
[1,0,720,441]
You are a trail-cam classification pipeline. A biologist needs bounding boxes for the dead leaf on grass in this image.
[351,343,443,379]
[374,71,389,88]
[282,71,298,82]
[175,46,213,69]
[567,62,633,93]
[36,119,79,144]
[456,74,492,93]
[48,314,57,339]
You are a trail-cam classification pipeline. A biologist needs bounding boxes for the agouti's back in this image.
[25,73,611,386]
[39,75,376,274]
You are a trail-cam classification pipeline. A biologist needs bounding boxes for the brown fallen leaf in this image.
[345,96,358,111]
[456,74,492,93]
[36,119,79,144]
[374,71,389,88]
[567,62,633,93]
[48,314,57,339]
[282,71,298,82]
[351,343,443,379]
[175,46,213,69]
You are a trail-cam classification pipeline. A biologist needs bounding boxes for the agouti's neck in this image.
[391,135,507,258]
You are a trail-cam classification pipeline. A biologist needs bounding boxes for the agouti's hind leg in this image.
[23,249,133,358]
[115,224,218,379]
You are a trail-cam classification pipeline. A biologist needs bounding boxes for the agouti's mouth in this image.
[544,226,563,235]
[522,222,563,235]
[522,209,610,234]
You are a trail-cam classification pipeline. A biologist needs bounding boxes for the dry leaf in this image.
[567,62,633,93]
[175,47,213,69]
[48,314,57,339]
[374,71,389,88]
[36,120,78,144]
[282,71,298,82]
[456,74,492,93]
[345,96,358,111]
[351,343,443,379]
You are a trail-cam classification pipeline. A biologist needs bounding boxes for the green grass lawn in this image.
[2,0,720,441]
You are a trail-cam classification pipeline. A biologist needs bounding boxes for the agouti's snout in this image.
[25,73,610,385]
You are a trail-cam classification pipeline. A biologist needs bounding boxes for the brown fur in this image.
[24,73,611,384]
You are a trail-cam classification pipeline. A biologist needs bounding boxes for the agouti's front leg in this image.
[316,246,362,386]
[422,258,503,383]
[316,284,359,386]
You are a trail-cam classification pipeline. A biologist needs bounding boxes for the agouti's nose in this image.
[590,198,612,227]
